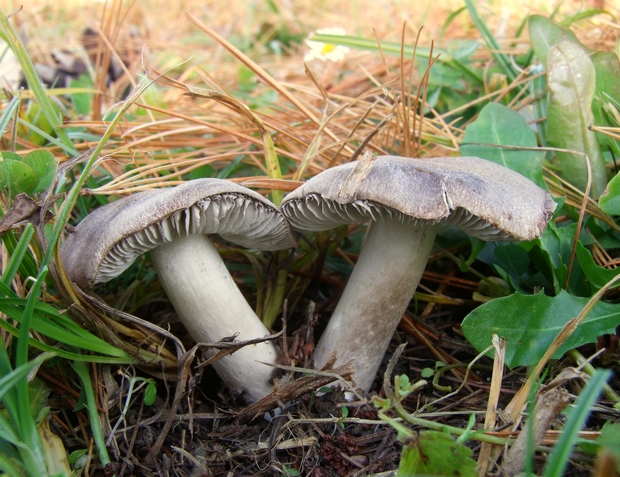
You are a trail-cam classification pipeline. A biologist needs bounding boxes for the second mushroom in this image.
[281,155,556,391]
[61,179,295,402]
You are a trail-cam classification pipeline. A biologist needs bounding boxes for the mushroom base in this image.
[313,219,438,391]
[150,234,279,402]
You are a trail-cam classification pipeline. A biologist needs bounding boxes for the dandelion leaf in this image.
[462,290,620,368]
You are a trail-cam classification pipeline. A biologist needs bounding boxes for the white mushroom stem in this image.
[313,219,438,391]
[150,233,279,402]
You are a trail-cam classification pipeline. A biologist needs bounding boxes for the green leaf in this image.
[575,242,620,291]
[591,51,620,113]
[143,380,157,406]
[461,290,620,368]
[535,222,590,296]
[69,75,94,117]
[397,430,478,477]
[21,150,57,194]
[594,422,620,463]
[67,448,88,465]
[188,164,215,180]
[599,172,620,215]
[546,40,607,197]
[461,102,546,189]
[0,153,38,197]
[592,52,620,159]
[493,243,531,278]
[528,14,583,66]
[421,368,434,378]
[0,150,57,197]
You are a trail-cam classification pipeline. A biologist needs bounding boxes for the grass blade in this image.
[464,0,518,81]
[0,352,54,402]
[0,223,35,291]
[14,267,48,472]
[72,360,111,467]
[0,9,77,156]
[543,369,611,477]
[0,95,20,137]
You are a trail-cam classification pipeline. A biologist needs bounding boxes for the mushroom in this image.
[62,179,295,402]
[281,155,556,391]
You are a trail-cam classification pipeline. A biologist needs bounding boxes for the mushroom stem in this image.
[150,233,278,402]
[313,219,438,391]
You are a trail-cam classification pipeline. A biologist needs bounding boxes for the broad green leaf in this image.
[0,154,37,197]
[546,40,607,197]
[592,51,620,108]
[528,219,590,296]
[493,243,529,275]
[189,164,215,180]
[397,430,477,477]
[529,14,584,66]
[575,242,620,291]
[591,51,620,158]
[461,289,620,368]
[461,102,546,189]
[599,172,620,215]
[69,75,94,117]
[593,422,620,463]
[0,150,57,196]
[21,150,57,194]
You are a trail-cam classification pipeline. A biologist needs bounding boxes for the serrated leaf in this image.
[546,40,607,197]
[397,431,477,477]
[461,102,546,189]
[21,150,57,194]
[461,290,620,368]
[575,242,620,291]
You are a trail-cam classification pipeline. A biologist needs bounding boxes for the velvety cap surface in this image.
[62,179,295,288]
[281,155,556,241]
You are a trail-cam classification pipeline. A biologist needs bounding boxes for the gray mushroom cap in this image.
[62,178,295,288]
[281,155,556,241]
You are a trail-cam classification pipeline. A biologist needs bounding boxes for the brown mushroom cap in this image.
[62,178,295,288]
[280,155,556,391]
[281,155,556,240]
